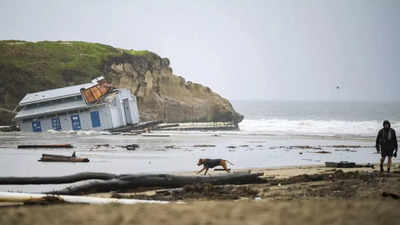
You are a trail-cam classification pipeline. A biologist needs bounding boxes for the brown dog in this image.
[197,158,234,175]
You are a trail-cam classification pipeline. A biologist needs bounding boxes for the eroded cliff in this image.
[104,53,243,123]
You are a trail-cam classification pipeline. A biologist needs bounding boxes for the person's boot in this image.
[387,168,390,173]
[380,164,384,173]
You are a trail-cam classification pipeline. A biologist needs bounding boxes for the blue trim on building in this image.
[90,111,101,128]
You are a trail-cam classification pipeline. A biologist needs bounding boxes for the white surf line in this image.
[0,192,169,205]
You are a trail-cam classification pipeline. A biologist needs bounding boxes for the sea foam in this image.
[239,119,400,137]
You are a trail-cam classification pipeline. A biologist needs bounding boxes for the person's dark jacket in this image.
[376,121,398,152]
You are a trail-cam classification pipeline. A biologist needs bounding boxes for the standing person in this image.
[376,120,398,173]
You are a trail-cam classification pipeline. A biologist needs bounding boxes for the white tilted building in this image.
[15,78,139,132]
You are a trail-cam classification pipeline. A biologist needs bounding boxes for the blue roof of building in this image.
[19,83,94,106]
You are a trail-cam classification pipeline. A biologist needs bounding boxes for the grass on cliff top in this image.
[0,40,156,86]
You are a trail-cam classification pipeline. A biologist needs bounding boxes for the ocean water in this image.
[1,100,399,192]
[233,101,400,137]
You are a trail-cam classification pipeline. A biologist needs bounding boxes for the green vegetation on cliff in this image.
[0,40,156,124]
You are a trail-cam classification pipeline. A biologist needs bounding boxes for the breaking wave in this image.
[239,119,400,137]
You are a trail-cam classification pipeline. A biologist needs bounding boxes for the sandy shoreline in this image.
[177,162,379,178]
[1,163,399,225]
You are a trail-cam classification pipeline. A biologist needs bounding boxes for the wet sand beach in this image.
[1,164,399,225]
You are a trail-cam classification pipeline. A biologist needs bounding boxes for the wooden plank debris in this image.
[17,144,73,149]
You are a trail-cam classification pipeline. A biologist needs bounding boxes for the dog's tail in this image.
[226,160,234,166]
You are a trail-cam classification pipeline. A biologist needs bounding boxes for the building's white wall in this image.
[119,88,140,124]
[17,88,140,132]
[19,105,114,132]
[109,95,125,128]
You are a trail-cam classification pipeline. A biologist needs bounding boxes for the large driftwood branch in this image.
[0,172,117,185]
[0,192,168,205]
[46,172,265,195]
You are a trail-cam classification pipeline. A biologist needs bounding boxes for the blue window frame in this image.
[51,117,61,130]
[71,114,81,130]
[90,111,101,128]
[32,120,42,132]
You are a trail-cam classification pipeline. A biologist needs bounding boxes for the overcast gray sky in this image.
[1,0,399,101]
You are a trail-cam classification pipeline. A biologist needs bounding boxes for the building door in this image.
[122,98,132,124]
[32,120,42,132]
[71,114,81,130]
[51,117,61,130]
[90,111,101,128]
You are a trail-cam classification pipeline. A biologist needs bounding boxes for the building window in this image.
[51,117,62,130]
[71,114,81,130]
[32,120,42,132]
[90,111,101,128]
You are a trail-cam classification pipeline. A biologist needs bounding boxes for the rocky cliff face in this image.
[104,53,243,123]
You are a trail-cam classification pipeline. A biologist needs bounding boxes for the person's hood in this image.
[383,120,391,129]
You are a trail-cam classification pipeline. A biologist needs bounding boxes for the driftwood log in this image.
[0,192,168,205]
[0,172,117,185]
[47,172,264,195]
[0,172,264,195]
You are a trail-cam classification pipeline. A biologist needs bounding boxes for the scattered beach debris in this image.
[382,192,400,200]
[269,145,322,150]
[0,125,20,132]
[39,153,89,163]
[193,144,216,148]
[119,183,259,201]
[294,146,322,150]
[329,145,362,148]
[325,161,374,169]
[94,144,110,148]
[108,120,162,133]
[256,145,263,147]
[311,151,331,154]
[148,122,238,131]
[152,123,179,130]
[165,145,176,149]
[323,145,374,149]
[334,148,357,152]
[240,145,249,147]
[121,144,139,151]
[18,144,73,149]
[141,134,170,137]
[227,146,236,149]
